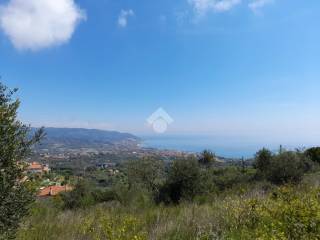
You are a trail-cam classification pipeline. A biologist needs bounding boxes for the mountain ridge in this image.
[31,127,140,152]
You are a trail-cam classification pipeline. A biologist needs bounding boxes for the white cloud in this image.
[0,0,86,51]
[189,0,241,16]
[249,0,274,14]
[118,9,134,28]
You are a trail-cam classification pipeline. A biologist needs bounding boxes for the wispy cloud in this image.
[188,0,241,16]
[0,0,86,51]
[118,9,134,28]
[249,0,274,14]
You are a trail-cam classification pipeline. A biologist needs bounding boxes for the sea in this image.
[139,134,312,159]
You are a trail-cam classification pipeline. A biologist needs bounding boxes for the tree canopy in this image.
[0,82,44,239]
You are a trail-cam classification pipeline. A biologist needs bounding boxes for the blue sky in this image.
[1,0,320,144]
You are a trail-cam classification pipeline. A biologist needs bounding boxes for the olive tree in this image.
[158,157,201,204]
[0,82,44,239]
[126,157,165,193]
[253,148,273,178]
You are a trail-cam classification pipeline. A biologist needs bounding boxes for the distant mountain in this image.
[32,127,140,152]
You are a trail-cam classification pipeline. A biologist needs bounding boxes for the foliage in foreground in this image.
[2,80,320,239]
[19,146,319,239]
[0,82,44,239]
[16,183,320,240]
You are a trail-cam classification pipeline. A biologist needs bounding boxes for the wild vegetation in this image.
[15,148,320,240]
[0,82,45,239]
[1,82,320,239]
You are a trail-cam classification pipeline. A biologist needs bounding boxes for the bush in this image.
[92,189,119,203]
[267,152,305,184]
[305,147,320,164]
[157,157,201,204]
[198,150,216,167]
[61,180,119,210]
[125,157,165,194]
[17,184,320,240]
[253,148,273,179]
[226,186,320,239]
[254,148,313,185]
[211,167,254,191]
[61,180,96,209]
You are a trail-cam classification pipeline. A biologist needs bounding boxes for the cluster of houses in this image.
[26,161,50,174]
[25,161,73,197]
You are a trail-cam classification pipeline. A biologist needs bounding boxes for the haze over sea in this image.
[140,134,318,158]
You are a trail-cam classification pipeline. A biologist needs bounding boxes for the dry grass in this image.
[17,183,320,240]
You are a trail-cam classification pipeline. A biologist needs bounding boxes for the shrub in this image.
[198,150,216,167]
[267,152,305,184]
[254,148,312,185]
[157,157,202,204]
[211,167,254,191]
[226,186,320,239]
[253,148,273,178]
[61,180,96,209]
[61,179,123,210]
[18,184,320,240]
[305,147,320,164]
[125,157,165,194]
[93,189,119,203]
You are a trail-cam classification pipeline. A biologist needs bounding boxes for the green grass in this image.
[17,181,320,240]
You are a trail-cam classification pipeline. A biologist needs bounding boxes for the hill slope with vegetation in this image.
[32,127,140,151]
[1,82,320,240]
[17,149,320,240]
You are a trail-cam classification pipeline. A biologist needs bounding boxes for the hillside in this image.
[32,127,140,152]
